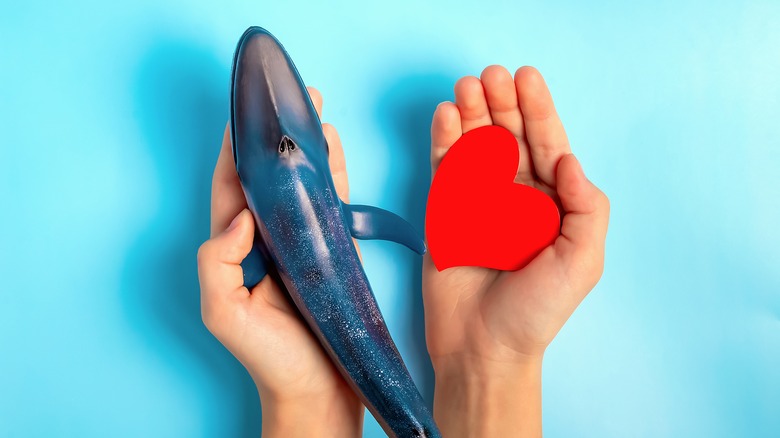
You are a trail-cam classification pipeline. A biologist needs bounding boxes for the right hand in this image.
[423,66,610,437]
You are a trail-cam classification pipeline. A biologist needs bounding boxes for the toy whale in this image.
[230,26,440,437]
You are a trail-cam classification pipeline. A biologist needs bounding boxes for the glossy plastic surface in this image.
[230,26,439,438]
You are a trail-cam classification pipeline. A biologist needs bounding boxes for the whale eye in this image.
[278,142,286,153]
[288,142,296,151]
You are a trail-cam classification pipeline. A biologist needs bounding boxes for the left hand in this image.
[197,87,364,437]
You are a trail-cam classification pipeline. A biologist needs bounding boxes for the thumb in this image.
[554,154,610,252]
[197,209,255,301]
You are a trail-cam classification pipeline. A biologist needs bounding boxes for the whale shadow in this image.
[122,37,261,436]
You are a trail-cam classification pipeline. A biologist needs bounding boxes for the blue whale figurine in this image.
[230,26,441,437]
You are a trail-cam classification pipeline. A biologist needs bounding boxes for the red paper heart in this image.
[426,125,561,271]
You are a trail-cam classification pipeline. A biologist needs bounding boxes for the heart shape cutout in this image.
[426,125,561,271]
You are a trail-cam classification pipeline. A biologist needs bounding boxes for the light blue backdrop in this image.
[1,0,778,436]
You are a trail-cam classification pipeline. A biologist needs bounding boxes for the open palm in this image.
[423,66,610,367]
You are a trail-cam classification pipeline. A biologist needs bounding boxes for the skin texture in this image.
[197,87,365,438]
[424,65,610,437]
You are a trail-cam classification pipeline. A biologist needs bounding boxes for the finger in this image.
[515,66,571,187]
[198,209,254,307]
[454,76,492,133]
[323,123,349,202]
[321,122,364,260]
[308,86,323,118]
[430,101,462,173]
[554,154,610,256]
[481,65,535,184]
[212,123,248,237]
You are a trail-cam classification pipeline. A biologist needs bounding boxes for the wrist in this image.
[432,353,543,438]
[259,387,364,438]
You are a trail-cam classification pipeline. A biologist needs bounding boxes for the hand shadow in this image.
[375,70,460,405]
[122,38,261,436]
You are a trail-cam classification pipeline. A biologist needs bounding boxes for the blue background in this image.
[1,0,778,436]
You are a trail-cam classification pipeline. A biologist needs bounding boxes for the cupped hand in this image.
[423,66,610,437]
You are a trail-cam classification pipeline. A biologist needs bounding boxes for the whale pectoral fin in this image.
[342,202,426,255]
[240,235,269,289]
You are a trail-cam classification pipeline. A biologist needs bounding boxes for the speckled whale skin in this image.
[230,27,440,438]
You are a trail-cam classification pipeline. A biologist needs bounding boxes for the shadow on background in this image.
[375,70,459,405]
[122,38,261,436]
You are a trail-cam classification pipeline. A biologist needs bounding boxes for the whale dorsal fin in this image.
[341,202,426,255]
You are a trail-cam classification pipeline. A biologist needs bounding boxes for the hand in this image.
[197,88,363,437]
[423,66,610,437]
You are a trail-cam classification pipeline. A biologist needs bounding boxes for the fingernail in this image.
[226,209,246,232]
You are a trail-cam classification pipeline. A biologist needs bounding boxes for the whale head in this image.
[230,26,329,188]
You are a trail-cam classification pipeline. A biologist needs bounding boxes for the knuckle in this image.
[589,259,605,287]
[197,240,215,267]
[598,190,610,210]
[569,247,606,289]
